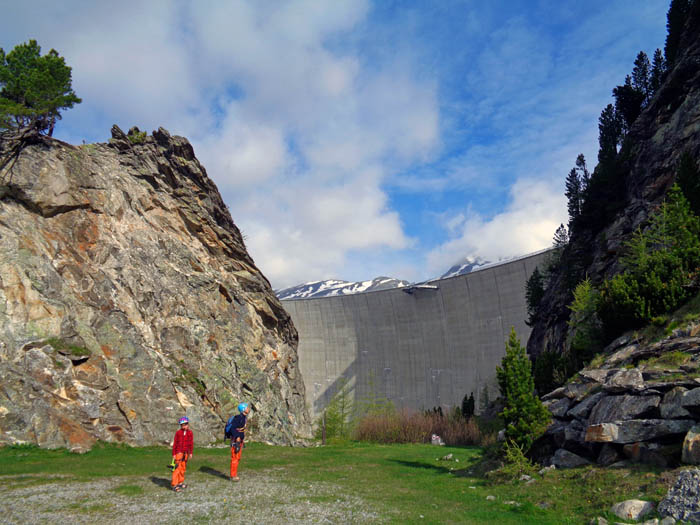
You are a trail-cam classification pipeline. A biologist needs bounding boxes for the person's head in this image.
[178,416,189,428]
[238,402,250,415]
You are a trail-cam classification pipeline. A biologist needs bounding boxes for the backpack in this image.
[224,415,236,439]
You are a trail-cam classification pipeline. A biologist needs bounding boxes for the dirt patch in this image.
[1,470,382,524]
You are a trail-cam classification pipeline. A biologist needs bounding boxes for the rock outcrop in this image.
[534,325,700,468]
[0,126,311,450]
[528,7,700,358]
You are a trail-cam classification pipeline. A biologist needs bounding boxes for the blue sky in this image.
[2,1,669,288]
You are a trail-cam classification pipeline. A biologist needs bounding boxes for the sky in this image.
[1,1,670,289]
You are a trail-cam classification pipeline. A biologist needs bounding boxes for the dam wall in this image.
[282,249,553,419]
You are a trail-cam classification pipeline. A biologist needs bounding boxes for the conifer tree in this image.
[461,392,475,419]
[553,224,569,248]
[650,48,666,94]
[613,75,645,133]
[525,267,545,326]
[575,154,590,191]
[565,167,582,229]
[0,40,81,137]
[632,51,652,104]
[665,0,691,66]
[598,104,623,164]
[496,328,550,451]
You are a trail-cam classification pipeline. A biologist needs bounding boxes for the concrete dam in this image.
[281,249,553,419]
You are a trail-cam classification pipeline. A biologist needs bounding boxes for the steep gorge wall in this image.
[282,250,552,419]
[0,126,311,450]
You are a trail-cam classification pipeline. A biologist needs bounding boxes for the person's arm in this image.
[172,431,180,456]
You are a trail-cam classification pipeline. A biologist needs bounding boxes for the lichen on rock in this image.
[0,126,311,449]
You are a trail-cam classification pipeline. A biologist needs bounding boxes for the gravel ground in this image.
[1,469,382,524]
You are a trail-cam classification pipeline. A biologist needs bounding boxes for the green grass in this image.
[46,337,91,357]
[112,483,144,496]
[0,441,674,524]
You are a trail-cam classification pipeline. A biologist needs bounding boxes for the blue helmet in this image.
[178,416,189,425]
[238,403,249,413]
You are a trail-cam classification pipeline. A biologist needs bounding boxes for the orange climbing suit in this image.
[230,442,243,478]
[172,452,189,486]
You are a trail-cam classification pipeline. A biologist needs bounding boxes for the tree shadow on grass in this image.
[199,465,229,480]
[149,476,172,489]
[389,459,481,478]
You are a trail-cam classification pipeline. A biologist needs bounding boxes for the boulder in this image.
[551,448,590,468]
[610,499,654,521]
[682,425,700,465]
[603,369,645,393]
[622,442,669,467]
[585,419,695,444]
[658,468,700,523]
[597,443,623,466]
[588,394,660,425]
[544,397,572,418]
[580,369,611,384]
[660,387,691,419]
[567,392,604,421]
[681,387,700,409]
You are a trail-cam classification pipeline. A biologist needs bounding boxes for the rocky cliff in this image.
[535,326,700,469]
[528,7,700,358]
[0,125,311,451]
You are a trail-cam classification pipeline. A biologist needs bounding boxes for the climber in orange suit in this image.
[171,416,194,492]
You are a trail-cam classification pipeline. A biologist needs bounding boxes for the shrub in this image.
[533,350,567,395]
[488,440,538,482]
[315,379,353,440]
[597,185,700,339]
[352,407,493,446]
[496,328,550,452]
[567,278,604,368]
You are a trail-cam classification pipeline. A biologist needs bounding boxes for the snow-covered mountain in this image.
[439,256,490,279]
[276,257,493,300]
[276,276,410,300]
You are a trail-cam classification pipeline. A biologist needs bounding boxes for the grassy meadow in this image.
[0,441,675,524]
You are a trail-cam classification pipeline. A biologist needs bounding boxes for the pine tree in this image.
[650,48,666,94]
[0,40,81,137]
[613,75,645,133]
[665,0,691,67]
[598,104,623,165]
[565,167,582,229]
[496,328,551,451]
[553,224,569,248]
[575,154,590,192]
[525,267,545,326]
[461,392,475,419]
[632,51,652,104]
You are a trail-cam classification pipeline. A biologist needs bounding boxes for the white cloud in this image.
[427,177,567,276]
[0,0,668,289]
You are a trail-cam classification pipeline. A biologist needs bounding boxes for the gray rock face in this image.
[586,419,695,444]
[658,469,700,522]
[661,387,691,419]
[0,127,312,449]
[682,426,700,465]
[527,6,700,360]
[588,395,659,425]
[567,392,604,420]
[603,369,645,393]
[544,397,572,417]
[551,448,590,468]
[610,499,654,521]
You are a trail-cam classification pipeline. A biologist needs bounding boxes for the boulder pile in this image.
[535,326,700,468]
